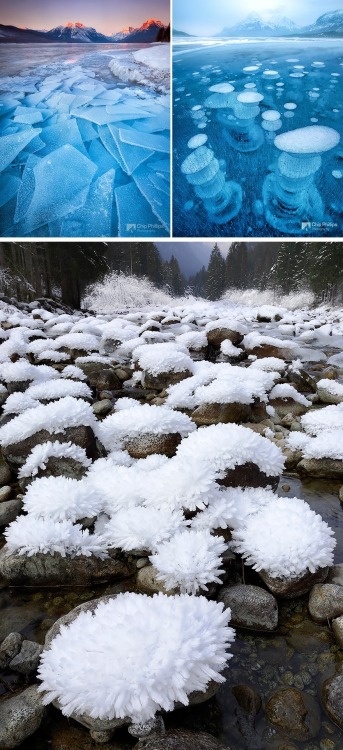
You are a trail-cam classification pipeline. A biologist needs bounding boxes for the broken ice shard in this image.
[263,125,340,234]
[181,145,242,224]
[0,129,42,173]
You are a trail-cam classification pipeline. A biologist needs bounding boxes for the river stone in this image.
[136,565,178,595]
[322,666,343,730]
[0,485,12,503]
[0,498,22,529]
[317,384,343,404]
[0,632,23,670]
[0,388,9,406]
[288,367,317,394]
[206,327,243,348]
[19,456,88,488]
[259,566,329,599]
[232,684,262,715]
[94,369,122,393]
[269,398,308,419]
[0,685,47,749]
[191,402,252,426]
[136,730,229,750]
[141,369,192,391]
[297,458,343,479]
[92,399,113,417]
[309,584,343,623]
[245,343,296,360]
[332,616,343,648]
[265,687,321,740]
[0,547,135,587]
[9,639,43,675]
[327,564,343,587]
[123,432,182,459]
[0,464,12,486]
[2,425,98,471]
[218,461,280,492]
[218,584,278,631]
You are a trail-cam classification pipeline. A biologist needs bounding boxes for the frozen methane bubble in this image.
[263,126,340,234]
[243,66,259,74]
[261,110,282,137]
[262,70,280,80]
[284,103,297,110]
[204,83,235,111]
[187,134,208,149]
[224,91,264,153]
[180,146,242,225]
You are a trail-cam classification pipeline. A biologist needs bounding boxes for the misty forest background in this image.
[0,242,342,310]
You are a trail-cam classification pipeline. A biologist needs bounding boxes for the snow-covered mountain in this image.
[216,11,299,37]
[300,10,343,36]
[111,19,166,43]
[46,21,110,43]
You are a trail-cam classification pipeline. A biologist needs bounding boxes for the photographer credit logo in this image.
[301,220,338,231]
[126,222,165,233]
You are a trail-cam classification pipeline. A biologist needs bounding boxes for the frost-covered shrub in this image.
[22,476,102,522]
[18,441,92,479]
[95,403,196,451]
[269,383,311,406]
[150,529,227,594]
[38,593,235,722]
[231,497,336,578]
[5,516,105,558]
[176,424,285,478]
[0,397,96,447]
[301,403,343,435]
[101,507,188,552]
[132,342,194,376]
[83,272,173,312]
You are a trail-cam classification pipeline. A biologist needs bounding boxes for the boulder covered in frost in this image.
[317,378,343,405]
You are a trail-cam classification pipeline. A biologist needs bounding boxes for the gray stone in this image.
[9,640,43,675]
[259,566,329,599]
[269,398,308,419]
[206,327,243,348]
[94,369,122,392]
[0,498,22,529]
[288,367,317,393]
[0,633,23,670]
[0,685,47,749]
[265,687,321,741]
[332,616,343,648]
[232,684,262,716]
[322,666,343,730]
[0,388,9,407]
[191,402,252,426]
[0,486,12,503]
[218,461,280,492]
[309,584,343,623]
[136,730,228,750]
[317,384,343,405]
[218,584,278,631]
[124,432,181,459]
[2,425,98,471]
[0,464,12,487]
[141,369,192,391]
[136,565,178,595]
[92,399,113,417]
[297,458,343,479]
[0,547,135,587]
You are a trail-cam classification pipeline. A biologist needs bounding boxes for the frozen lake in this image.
[0,43,170,237]
[173,38,343,238]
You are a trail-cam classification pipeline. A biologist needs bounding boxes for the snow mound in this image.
[101,507,188,552]
[22,475,102,522]
[287,430,343,460]
[38,593,235,723]
[96,403,196,450]
[132,342,194,375]
[18,441,92,479]
[301,403,343,435]
[0,397,96,447]
[166,362,275,409]
[231,497,336,578]
[5,516,105,558]
[150,530,227,594]
[269,383,311,406]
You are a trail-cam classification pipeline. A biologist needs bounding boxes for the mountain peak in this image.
[65,21,86,28]
[141,18,164,29]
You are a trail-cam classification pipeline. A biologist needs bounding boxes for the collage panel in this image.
[0,0,170,238]
[0,240,342,747]
[173,0,343,238]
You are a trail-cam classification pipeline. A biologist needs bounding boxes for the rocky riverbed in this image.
[0,293,343,749]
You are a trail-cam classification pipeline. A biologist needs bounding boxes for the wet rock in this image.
[322,665,343,730]
[136,730,228,750]
[0,498,22,529]
[92,400,113,417]
[332,616,343,648]
[218,584,278,631]
[206,327,243,348]
[269,398,308,419]
[259,566,329,599]
[9,640,43,675]
[123,432,182,459]
[0,685,47,749]
[297,458,343,479]
[0,547,135,587]
[309,584,343,623]
[317,383,343,405]
[288,368,317,394]
[136,565,177,595]
[191,402,252,426]
[0,633,23,670]
[0,388,9,407]
[246,343,296,360]
[265,687,321,741]
[283,447,302,471]
[94,369,122,393]
[218,461,280,492]
[51,722,126,750]
[2,425,98,471]
[142,369,192,391]
[0,486,12,503]
[0,464,12,487]
[232,684,262,715]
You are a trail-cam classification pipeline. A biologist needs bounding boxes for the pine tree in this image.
[205,244,226,300]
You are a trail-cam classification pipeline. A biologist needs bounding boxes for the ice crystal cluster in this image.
[38,594,235,722]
